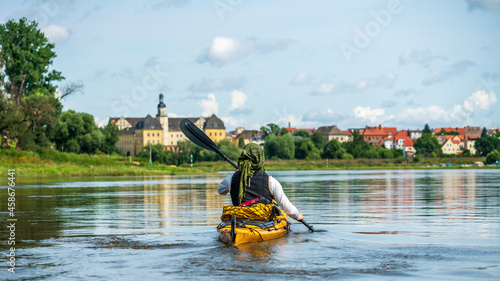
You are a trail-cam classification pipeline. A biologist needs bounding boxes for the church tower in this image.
[156,93,168,145]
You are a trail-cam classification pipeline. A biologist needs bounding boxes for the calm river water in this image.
[1,169,499,280]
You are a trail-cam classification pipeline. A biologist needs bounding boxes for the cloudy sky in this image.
[2,0,499,131]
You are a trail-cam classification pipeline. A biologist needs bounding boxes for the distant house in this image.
[383,130,415,155]
[441,136,462,155]
[316,125,351,143]
[283,127,316,136]
[362,125,390,146]
[464,126,482,136]
[464,135,480,155]
[235,130,264,145]
[408,129,422,140]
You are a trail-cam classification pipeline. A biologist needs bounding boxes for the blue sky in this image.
[1,0,499,131]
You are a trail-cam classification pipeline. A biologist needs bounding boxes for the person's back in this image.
[218,143,303,221]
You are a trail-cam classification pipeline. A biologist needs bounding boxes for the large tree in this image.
[0,18,63,101]
[0,18,65,149]
[323,139,346,159]
[294,138,320,160]
[264,134,295,159]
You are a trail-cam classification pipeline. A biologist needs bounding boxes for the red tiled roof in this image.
[383,127,398,135]
[342,130,352,136]
[404,139,414,147]
[434,127,466,135]
[363,128,386,136]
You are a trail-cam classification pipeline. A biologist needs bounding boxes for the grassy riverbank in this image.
[1,149,496,181]
[0,149,219,179]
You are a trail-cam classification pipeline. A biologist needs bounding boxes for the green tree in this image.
[323,139,346,159]
[475,136,500,156]
[486,150,500,164]
[310,131,324,149]
[100,122,121,154]
[294,138,320,160]
[217,139,241,163]
[293,130,310,138]
[0,18,63,100]
[137,144,175,165]
[423,123,432,134]
[481,127,488,138]
[0,18,65,150]
[264,134,295,159]
[342,130,370,158]
[260,123,281,137]
[53,110,103,154]
[238,137,245,148]
[414,130,441,156]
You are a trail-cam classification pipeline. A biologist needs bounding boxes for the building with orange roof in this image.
[362,125,394,146]
[441,135,464,155]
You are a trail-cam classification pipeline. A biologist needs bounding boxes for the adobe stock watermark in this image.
[111,64,169,117]
[31,0,63,26]
[340,0,404,63]
[213,0,244,21]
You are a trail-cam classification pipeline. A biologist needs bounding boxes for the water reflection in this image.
[1,170,499,280]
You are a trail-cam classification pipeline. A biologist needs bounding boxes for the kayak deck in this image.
[216,208,290,246]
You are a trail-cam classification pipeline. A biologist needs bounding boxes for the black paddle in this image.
[180,118,320,233]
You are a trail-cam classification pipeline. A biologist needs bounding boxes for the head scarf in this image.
[237,143,265,205]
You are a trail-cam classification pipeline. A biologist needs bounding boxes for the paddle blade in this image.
[180,118,217,151]
[180,118,239,169]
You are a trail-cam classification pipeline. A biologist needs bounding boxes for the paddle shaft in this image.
[299,219,315,232]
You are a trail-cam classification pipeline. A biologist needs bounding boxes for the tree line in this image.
[0,18,120,155]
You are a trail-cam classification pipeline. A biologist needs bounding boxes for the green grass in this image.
[0,149,223,180]
[0,149,496,182]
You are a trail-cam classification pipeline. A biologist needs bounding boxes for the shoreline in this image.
[0,149,496,185]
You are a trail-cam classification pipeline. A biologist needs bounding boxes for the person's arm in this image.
[218,175,232,195]
[269,176,303,221]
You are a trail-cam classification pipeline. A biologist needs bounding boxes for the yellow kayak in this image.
[216,206,290,246]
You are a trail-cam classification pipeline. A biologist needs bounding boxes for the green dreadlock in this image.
[237,143,265,205]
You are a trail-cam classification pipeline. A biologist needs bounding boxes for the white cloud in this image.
[291,73,311,85]
[94,116,108,128]
[303,107,348,122]
[274,114,318,129]
[197,36,293,66]
[452,90,497,117]
[41,25,70,43]
[422,60,475,86]
[396,90,497,125]
[394,88,419,97]
[353,106,394,124]
[311,72,397,95]
[312,82,337,95]
[399,49,445,66]
[199,93,218,116]
[229,90,248,112]
[465,0,500,10]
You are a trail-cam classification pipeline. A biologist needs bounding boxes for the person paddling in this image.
[218,143,304,222]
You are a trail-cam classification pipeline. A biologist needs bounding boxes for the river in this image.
[1,169,499,280]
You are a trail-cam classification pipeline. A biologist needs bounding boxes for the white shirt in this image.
[218,174,301,220]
